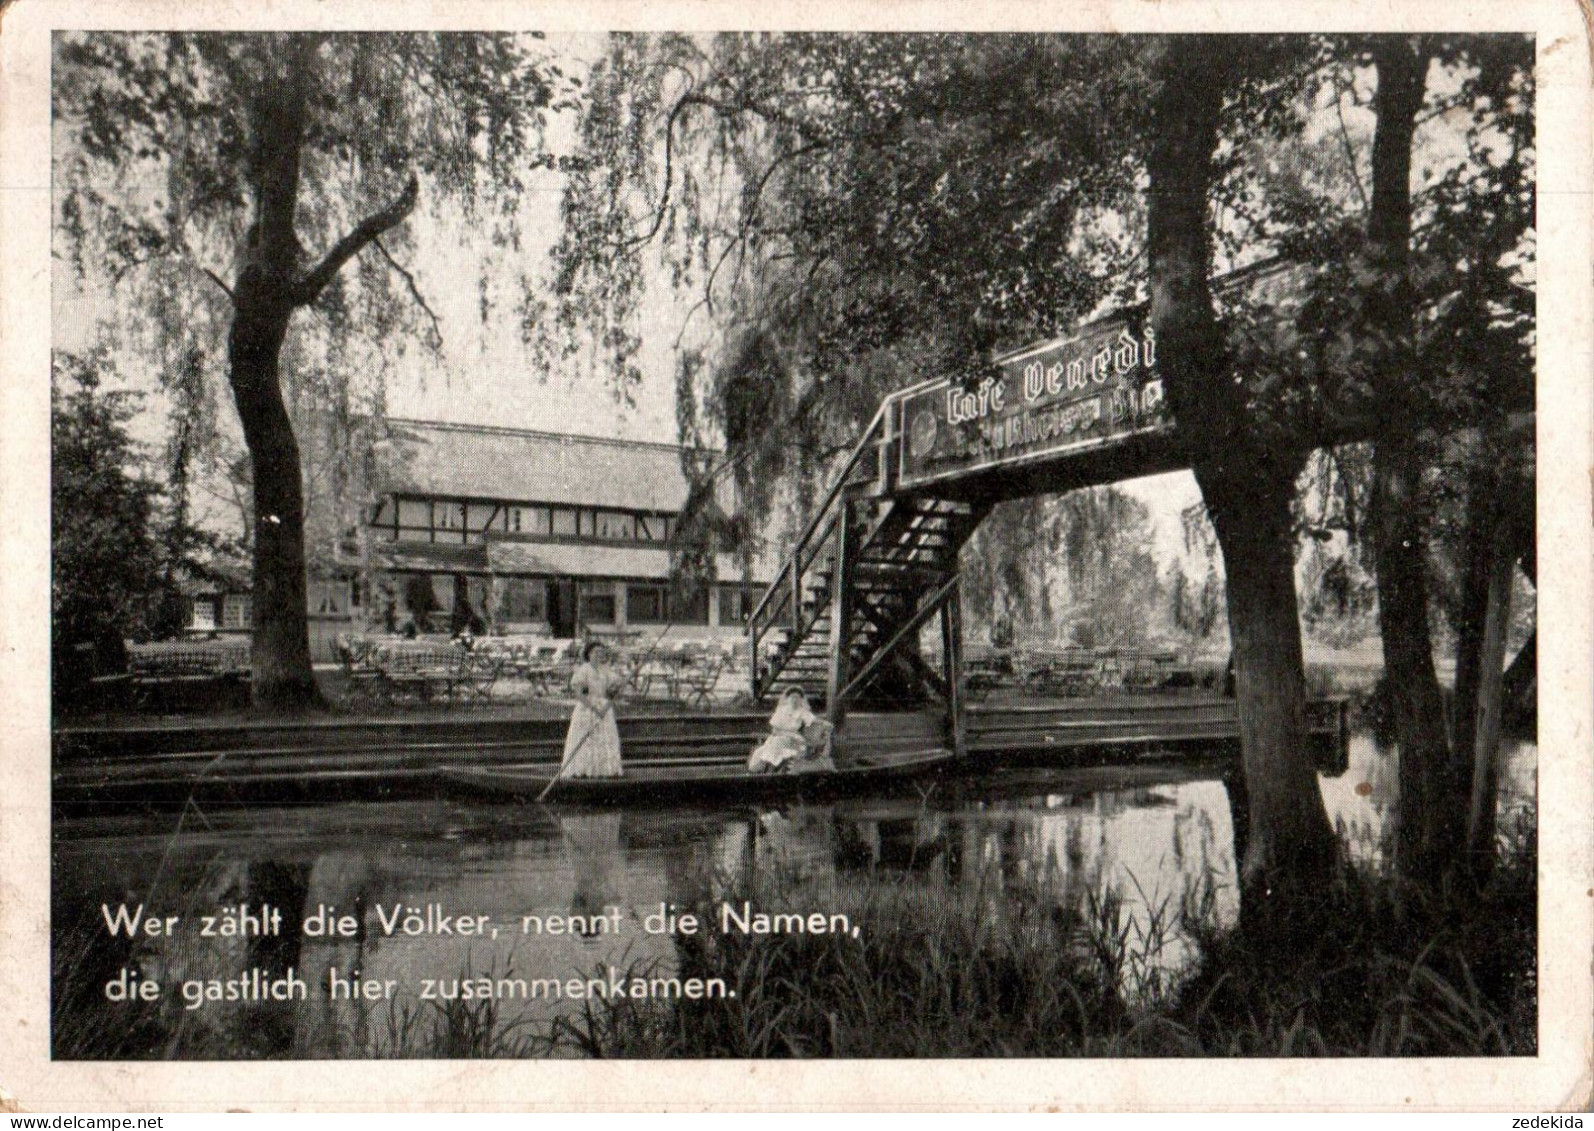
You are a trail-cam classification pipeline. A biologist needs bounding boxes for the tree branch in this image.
[617,83,696,251]
[371,235,443,346]
[1334,77,1371,214]
[201,267,236,304]
[694,140,827,318]
[292,174,420,306]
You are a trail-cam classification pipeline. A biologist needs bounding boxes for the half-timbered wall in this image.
[370,495,678,548]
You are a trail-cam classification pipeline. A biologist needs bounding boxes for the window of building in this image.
[577,509,596,538]
[433,500,463,529]
[466,503,501,539]
[499,578,547,624]
[190,599,216,632]
[625,583,708,624]
[718,584,763,626]
[508,506,551,535]
[626,584,667,624]
[222,595,252,630]
[579,582,616,626]
[597,511,636,541]
[397,498,430,527]
[671,584,710,625]
[635,514,666,542]
[551,508,577,536]
[394,498,431,542]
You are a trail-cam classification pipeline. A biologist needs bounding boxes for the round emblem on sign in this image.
[908,410,938,458]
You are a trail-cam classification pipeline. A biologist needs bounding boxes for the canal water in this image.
[52,735,1536,1058]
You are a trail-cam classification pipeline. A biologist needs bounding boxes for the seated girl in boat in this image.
[748,688,835,774]
[561,640,623,778]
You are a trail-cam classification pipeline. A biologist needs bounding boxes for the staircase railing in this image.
[748,402,890,700]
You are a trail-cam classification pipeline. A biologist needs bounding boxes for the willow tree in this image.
[545,34,1155,557]
[54,32,564,709]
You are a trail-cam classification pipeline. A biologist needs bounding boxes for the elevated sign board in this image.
[892,315,1172,491]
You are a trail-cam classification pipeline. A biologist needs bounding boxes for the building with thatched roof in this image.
[356,419,770,641]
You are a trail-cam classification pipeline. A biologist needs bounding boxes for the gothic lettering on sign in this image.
[944,377,1006,425]
[896,320,1167,488]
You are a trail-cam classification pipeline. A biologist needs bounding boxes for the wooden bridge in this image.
[743,254,1484,752]
[746,297,1191,754]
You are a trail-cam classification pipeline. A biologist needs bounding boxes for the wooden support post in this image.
[748,618,760,701]
[840,574,960,703]
[826,501,855,729]
[791,559,801,640]
[941,577,966,758]
[877,407,894,495]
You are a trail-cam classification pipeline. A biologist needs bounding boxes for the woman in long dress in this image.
[561,640,623,778]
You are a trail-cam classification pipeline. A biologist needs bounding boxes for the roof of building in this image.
[371,542,489,573]
[375,418,720,514]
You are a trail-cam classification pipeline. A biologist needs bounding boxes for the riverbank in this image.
[549,816,1537,1058]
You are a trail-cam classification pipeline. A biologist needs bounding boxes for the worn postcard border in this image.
[2,0,1590,1112]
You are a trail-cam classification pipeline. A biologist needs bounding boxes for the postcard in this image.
[2,0,1589,1113]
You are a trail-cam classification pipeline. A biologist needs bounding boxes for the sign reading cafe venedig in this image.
[895,316,1170,489]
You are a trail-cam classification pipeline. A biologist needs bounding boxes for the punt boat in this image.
[436,746,956,805]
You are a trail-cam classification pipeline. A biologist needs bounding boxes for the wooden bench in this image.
[126,642,251,711]
[371,644,471,704]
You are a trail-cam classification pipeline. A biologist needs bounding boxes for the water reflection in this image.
[52,735,1535,1058]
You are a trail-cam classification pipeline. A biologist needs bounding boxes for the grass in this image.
[1166,819,1536,1056]
[545,817,1537,1059]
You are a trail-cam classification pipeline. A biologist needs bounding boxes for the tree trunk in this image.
[1500,628,1535,731]
[1198,459,1340,919]
[229,298,322,711]
[1221,764,1251,875]
[228,39,324,712]
[1147,36,1337,929]
[1371,438,1457,881]
[1451,447,1520,771]
[222,38,418,710]
[1466,511,1516,876]
[1451,460,1490,761]
[1365,37,1460,884]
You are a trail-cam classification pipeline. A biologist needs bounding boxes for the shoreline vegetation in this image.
[53,812,1535,1060]
[551,817,1536,1059]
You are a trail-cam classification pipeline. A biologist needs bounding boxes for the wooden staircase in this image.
[747,406,990,750]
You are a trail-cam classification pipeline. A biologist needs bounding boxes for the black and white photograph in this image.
[2,0,1590,1113]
